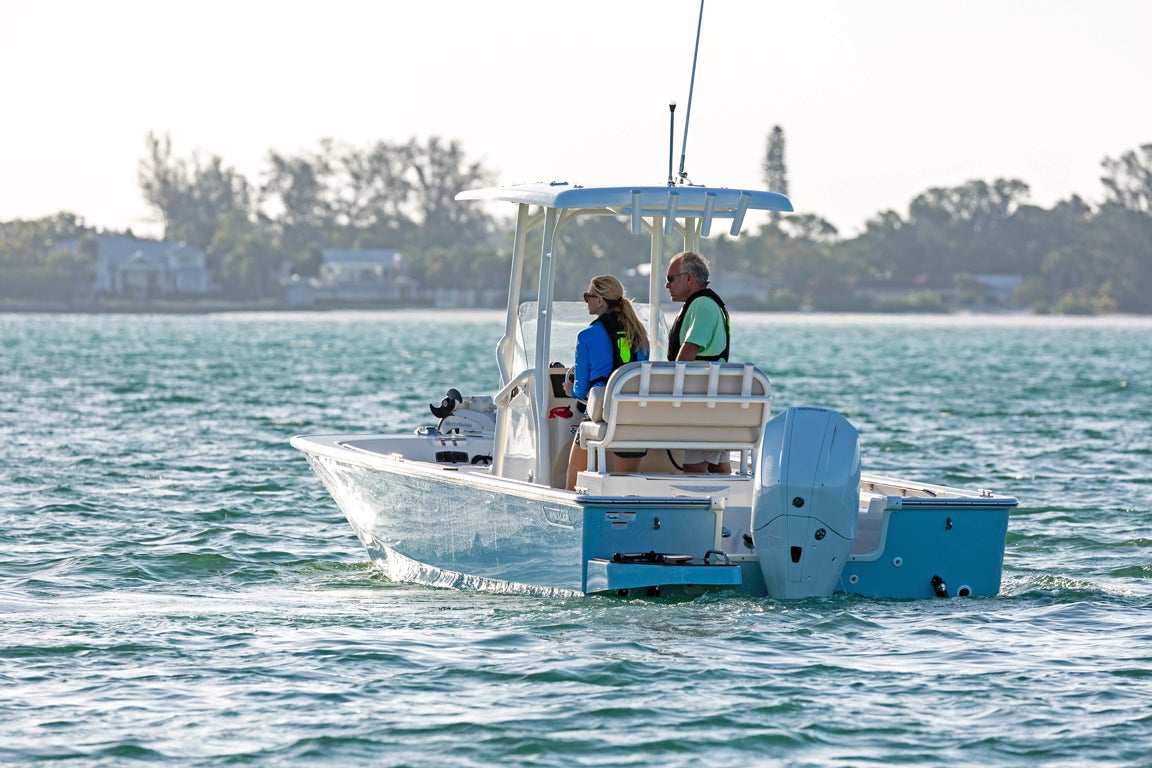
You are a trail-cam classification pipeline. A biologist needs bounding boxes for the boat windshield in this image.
[514,301,669,372]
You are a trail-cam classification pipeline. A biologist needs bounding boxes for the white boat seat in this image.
[580,361,773,473]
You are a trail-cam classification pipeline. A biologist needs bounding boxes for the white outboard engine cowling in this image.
[752,407,861,599]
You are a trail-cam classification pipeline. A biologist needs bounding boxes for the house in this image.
[281,248,417,306]
[425,286,507,308]
[850,273,1024,309]
[971,274,1024,307]
[709,274,772,308]
[60,234,214,300]
[620,264,771,308]
[850,274,958,305]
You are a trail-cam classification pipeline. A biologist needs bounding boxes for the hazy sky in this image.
[4,0,1150,239]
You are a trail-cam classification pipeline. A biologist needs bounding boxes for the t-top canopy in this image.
[457,182,793,237]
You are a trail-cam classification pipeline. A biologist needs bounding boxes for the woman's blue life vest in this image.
[667,288,730,361]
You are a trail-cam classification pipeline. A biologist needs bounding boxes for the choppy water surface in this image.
[2,311,1150,766]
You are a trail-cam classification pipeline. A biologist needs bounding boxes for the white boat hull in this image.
[294,426,1015,599]
[302,442,586,594]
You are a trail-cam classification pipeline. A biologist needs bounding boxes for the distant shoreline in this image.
[1,299,1138,318]
[0,299,447,315]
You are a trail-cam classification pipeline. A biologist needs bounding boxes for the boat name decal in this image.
[606,510,636,529]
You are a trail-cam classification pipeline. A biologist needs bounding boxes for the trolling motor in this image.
[428,388,496,437]
[430,388,464,419]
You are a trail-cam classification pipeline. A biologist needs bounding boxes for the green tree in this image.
[838,209,923,277]
[1081,203,1152,312]
[210,211,278,300]
[762,125,788,195]
[0,212,89,264]
[1101,143,1152,214]
[404,136,496,251]
[0,213,92,300]
[258,137,497,279]
[339,139,414,243]
[997,197,1092,278]
[841,178,1033,279]
[762,125,788,223]
[260,145,334,268]
[138,132,252,252]
[779,213,838,244]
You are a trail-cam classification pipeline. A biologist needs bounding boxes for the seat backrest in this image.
[586,361,773,455]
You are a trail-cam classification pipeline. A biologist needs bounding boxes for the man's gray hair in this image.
[678,251,711,285]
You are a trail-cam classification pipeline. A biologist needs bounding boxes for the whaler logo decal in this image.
[543,506,573,527]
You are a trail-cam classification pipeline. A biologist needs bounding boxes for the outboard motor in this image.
[752,407,861,599]
[429,388,497,437]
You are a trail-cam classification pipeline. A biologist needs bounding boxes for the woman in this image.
[562,275,650,490]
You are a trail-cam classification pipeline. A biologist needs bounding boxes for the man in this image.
[665,250,732,473]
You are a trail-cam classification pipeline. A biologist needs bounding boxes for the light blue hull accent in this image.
[838,501,1011,598]
[585,559,742,594]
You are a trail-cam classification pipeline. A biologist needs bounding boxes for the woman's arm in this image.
[570,331,592,401]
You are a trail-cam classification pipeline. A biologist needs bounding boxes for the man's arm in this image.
[675,342,701,361]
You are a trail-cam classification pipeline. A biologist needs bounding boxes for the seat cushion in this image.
[579,420,607,444]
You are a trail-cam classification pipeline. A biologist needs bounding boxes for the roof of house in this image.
[60,233,206,266]
[322,248,402,265]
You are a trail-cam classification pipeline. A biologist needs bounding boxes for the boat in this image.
[291,180,1017,599]
[291,4,1017,600]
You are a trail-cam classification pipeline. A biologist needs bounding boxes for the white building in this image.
[281,248,417,306]
[61,234,215,300]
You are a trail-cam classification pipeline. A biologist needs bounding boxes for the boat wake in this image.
[373,546,583,599]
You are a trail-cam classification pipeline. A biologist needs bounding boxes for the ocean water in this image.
[2,310,1150,767]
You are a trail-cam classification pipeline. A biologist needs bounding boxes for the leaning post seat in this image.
[580,361,774,473]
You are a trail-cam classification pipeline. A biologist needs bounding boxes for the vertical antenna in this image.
[667,102,677,186]
[677,0,705,185]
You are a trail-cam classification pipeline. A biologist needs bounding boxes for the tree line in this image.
[2,130,1150,313]
[135,133,507,299]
